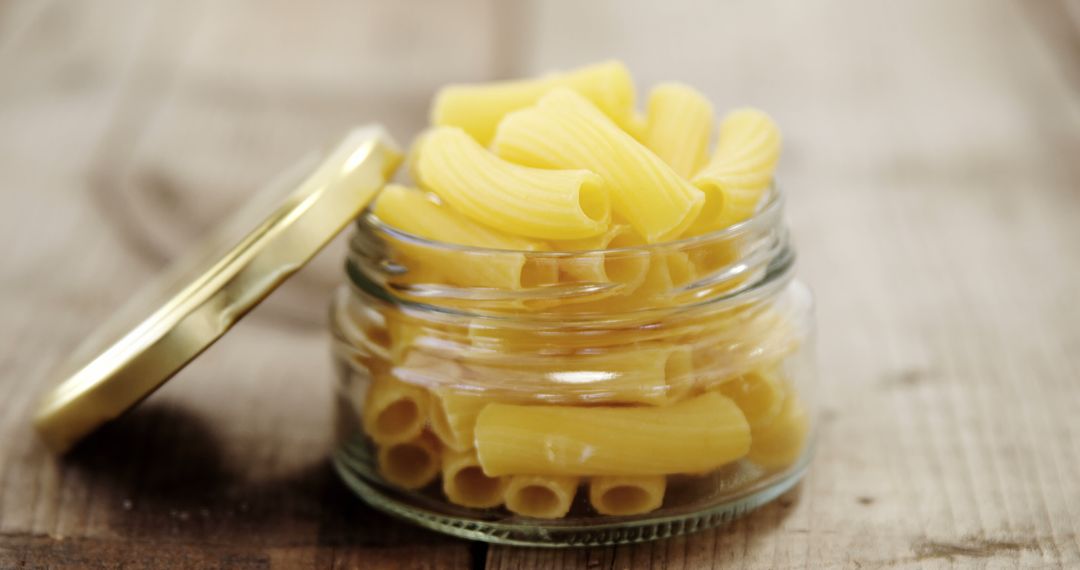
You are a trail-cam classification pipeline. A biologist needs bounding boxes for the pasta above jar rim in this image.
[336,61,809,527]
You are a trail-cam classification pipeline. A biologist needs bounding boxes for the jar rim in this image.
[356,183,783,255]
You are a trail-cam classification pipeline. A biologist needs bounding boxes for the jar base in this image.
[332,447,812,547]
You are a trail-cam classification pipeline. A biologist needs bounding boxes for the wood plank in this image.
[1,0,1078,567]
[0,0,498,567]
[487,0,1080,567]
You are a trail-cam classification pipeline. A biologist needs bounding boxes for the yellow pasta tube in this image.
[362,374,429,445]
[551,224,649,289]
[468,319,587,355]
[441,448,510,508]
[644,83,715,178]
[555,249,697,315]
[416,127,611,239]
[588,476,666,516]
[747,395,809,471]
[463,344,692,406]
[493,89,706,243]
[687,307,800,387]
[718,369,787,433]
[504,475,580,519]
[334,293,392,375]
[432,60,635,145]
[377,432,441,490]
[428,388,490,451]
[372,185,558,289]
[637,250,697,298]
[474,392,750,476]
[688,240,742,285]
[373,184,542,250]
[384,311,422,365]
[625,110,648,142]
[689,109,781,234]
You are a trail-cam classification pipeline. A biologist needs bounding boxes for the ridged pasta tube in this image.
[687,239,742,287]
[377,432,441,490]
[428,388,490,451]
[552,224,649,289]
[688,308,800,386]
[645,83,715,177]
[493,89,706,243]
[747,395,809,471]
[504,475,580,519]
[588,476,666,516]
[463,344,693,405]
[475,392,751,476]
[466,319,577,356]
[372,185,558,289]
[416,127,611,239]
[637,250,697,297]
[432,60,635,145]
[718,368,787,433]
[384,311,422,365]
[625,111,648,142]
[441,448,509,508]
[690,109,781,234]
[362,374,429,445]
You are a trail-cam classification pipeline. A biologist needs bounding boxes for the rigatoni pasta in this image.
[589,476,666,516]
[746,395,809,471]
[504,475,581,519]
[644,83,715,178]
[377,432,441,490]
[362,373,429,445]
[474,392,751,476]
[416,127,611,240]
[432,60,635,145]
[718,368,787,433]
[384,311,422,365]
[460,344,693,405]
[690,109,781,234]
[372,184,558,289]
[441,448,509,508]
[552,224,649,288]
[333,62,814,530]
[428,388,490,451]
[492,89,706,243]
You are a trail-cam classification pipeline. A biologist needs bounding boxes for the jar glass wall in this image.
[330,188,816,546]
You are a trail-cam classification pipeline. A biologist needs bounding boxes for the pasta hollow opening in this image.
[512,485,561,517]
[598,485,652,515]
[577,180,610,224]
[386,443,433,480]
[694,187,725,230]
[603,230,647,283]
[453,466,503,505]
[520,259,559,288]
[376,399,421,437]
[603,255,640,283]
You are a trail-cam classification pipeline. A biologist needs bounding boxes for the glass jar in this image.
[329,187,816,546]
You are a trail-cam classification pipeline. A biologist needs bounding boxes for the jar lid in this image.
[33,126,402,453]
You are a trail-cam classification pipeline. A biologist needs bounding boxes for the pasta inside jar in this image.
[330,184,816,546]
[329,61,814,546]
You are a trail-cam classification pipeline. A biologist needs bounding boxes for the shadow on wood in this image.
[63,403,458,550]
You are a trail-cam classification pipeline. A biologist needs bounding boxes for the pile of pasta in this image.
[361,365,808,519]
[350,61,808,519]
[370,61,782,306]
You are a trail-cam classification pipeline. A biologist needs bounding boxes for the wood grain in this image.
[1,0,1078,568]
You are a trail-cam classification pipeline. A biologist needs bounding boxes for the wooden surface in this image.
[1,0,1078,567]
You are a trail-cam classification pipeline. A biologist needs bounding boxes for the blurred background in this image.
[1,0,1078,566]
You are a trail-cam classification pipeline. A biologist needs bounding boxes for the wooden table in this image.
[2,0,1078,567]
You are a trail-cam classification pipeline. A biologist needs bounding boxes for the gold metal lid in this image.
[34,126,402,453]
